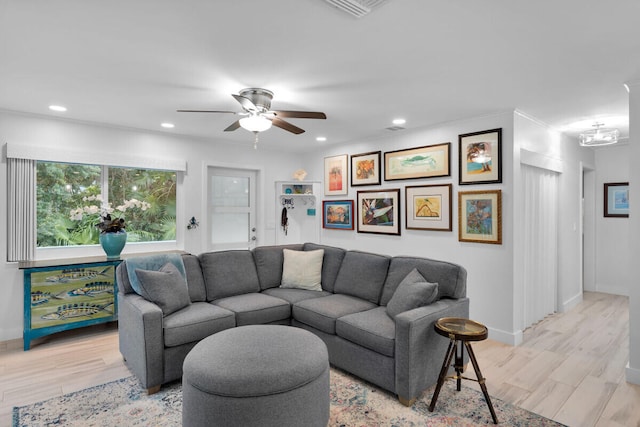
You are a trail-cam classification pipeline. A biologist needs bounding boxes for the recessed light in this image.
[392,118,406,125]
[316,136,327,142]
[49,105,67,112]
[161,123,175,129]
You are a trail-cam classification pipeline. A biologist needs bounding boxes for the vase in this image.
[99,231,127,260]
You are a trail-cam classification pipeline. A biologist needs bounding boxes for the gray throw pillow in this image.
[386,268,438,318]
[135,262,191,316]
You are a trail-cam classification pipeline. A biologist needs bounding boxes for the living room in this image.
[1,1,639,426]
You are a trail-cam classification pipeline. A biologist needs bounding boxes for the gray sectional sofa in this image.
[116,243,469,405]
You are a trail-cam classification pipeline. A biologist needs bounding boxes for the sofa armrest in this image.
[394,297,470,402]
[117,292,164,390]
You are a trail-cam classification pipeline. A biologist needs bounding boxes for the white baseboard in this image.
[626,363,640,385]
[487,327,523,346]
[596,284,629,297]
[561,293,583,313]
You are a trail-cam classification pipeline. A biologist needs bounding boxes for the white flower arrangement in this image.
[70,195,151,233]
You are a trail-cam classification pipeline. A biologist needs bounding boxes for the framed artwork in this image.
[322,200,354,230]
[351,151,381,186]
[459,128,502,185]
[357,189,401,235]
[405,184,452,231]
[604,182,629,218]
[384,143,451,181]
[458,189,502,244]
[324,154,348,195]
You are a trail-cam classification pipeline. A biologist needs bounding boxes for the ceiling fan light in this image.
[239,115,272,133]
[579,127,619,147]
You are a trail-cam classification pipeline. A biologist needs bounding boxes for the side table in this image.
[428,317,498,424]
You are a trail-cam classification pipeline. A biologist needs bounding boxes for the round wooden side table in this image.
[428,317,498,424]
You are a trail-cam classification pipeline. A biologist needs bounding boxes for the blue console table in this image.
[20,256,121,350]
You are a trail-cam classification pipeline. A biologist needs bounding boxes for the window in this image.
[36,161,177,247]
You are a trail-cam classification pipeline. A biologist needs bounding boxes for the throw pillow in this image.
[135,262,191,316]
[386,268,438,318]
[280,249,324,291]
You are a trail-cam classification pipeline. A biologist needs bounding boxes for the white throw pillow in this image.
[280,249,324,291]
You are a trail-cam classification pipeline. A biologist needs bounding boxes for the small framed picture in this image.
[459,128,502,185]
[357,189,401,235]
[324,154,348,195]
[405,184,452,231]
[351,151,381,186]
[604,182,629,218]
[322,200,354,230]
[384,143,451,181]
[458,190,502,244]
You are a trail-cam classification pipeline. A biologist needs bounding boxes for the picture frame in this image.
[357,189,401,235]
[324,154,348,195]
[604,182,629,218]
[459,128,502,185]
[458,189,502,244]
[351,151,381,186]
[384,142,451,181]
[322,200,355,230]
[405,184,452,231]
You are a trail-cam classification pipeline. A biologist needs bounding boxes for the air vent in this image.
[323,0,389,18]
[386,125,405,131]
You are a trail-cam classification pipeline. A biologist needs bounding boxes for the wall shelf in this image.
[276,181,321,245]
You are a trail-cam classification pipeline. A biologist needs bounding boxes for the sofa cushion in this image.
[380,256,467,306]
[303,243,346,292]
[182,254,207,302]
[213,293,291,326]
[163,302,235,347]
[134,262,191,316]
[293,294,377,335]
[199,250,260,300]
[333,251,390,304]
[280,248,324,291]
[252,244,303,290]
[262,288,331,304]
[336,307,396,357]
[125,253,187,296]
[386,268,438,318]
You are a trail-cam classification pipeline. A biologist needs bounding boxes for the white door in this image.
[207,167,257,251]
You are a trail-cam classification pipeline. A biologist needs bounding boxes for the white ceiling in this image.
[1,0,639,152]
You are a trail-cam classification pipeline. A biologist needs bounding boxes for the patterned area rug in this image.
[13,368,564,426]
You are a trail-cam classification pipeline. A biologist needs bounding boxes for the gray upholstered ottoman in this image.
[182,325,330,427]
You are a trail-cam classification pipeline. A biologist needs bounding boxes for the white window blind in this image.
[7,158,36,261]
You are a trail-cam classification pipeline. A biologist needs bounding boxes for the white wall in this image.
[307,112,517,342]
[0,109,598,347]
[594,144,631,296]
[0,111,304,341]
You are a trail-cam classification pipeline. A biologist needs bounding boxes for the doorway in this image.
[207,167,258,251]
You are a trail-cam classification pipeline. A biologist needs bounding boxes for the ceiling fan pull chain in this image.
[253,132,259,150]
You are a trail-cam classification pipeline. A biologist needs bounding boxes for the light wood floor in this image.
[1,291,638,426]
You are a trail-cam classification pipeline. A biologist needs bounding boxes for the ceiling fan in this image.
[177,88,327,136]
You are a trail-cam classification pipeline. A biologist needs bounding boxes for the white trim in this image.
[5,143,187,172]
[561,292,583,313]
[488,327,523,346]
[626,363,640,385]
[520,148,564,173]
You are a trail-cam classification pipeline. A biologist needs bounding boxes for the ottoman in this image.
[182,325,330,427]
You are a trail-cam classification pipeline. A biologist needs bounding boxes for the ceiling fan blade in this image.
[232,94,259,113]
[177,110,238,113]
[273,110,327,119]
[271,117,305,134]
[224,120,241,132]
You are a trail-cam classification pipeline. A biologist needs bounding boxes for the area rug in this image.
[13,368,564,426]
